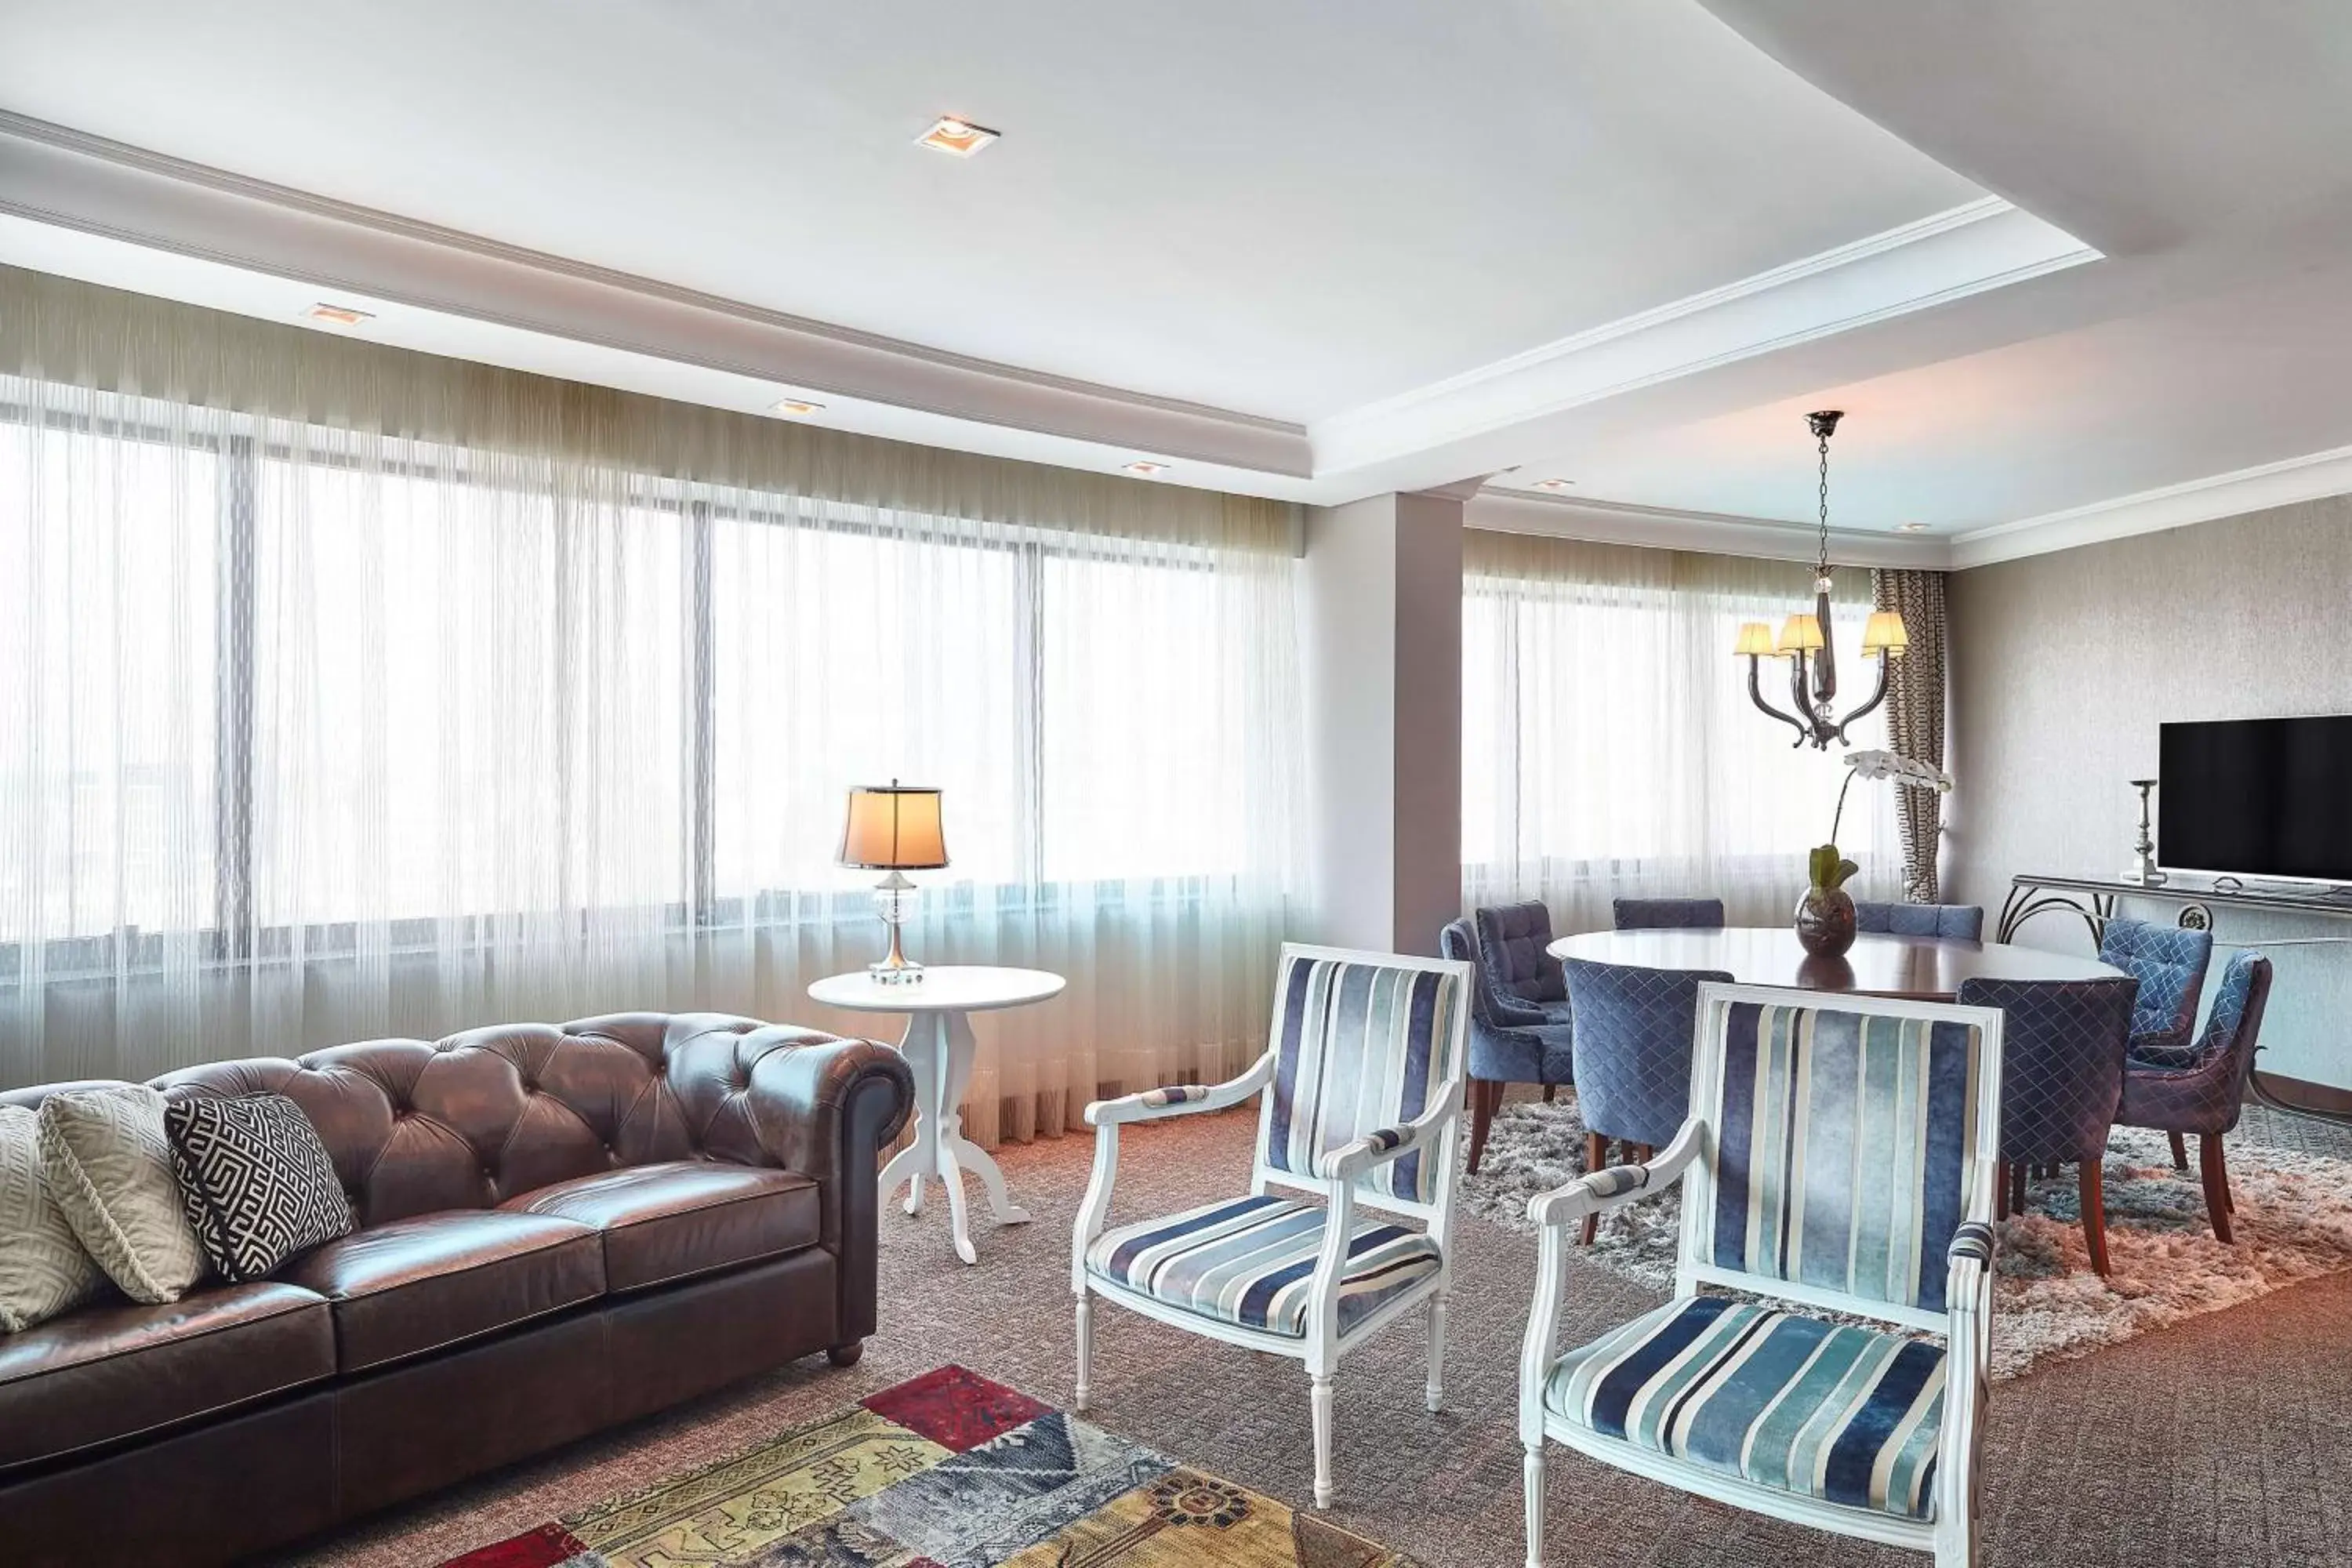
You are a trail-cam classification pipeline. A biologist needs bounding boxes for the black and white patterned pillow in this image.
[165,1094,354,1282]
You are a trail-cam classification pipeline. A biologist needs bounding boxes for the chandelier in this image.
[1732,411,1911,750]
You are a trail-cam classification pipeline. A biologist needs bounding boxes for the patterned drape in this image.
[1871,568,1948,902]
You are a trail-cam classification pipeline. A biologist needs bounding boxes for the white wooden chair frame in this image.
[1518,983,2005,1568]
[1072,942,1473,1509]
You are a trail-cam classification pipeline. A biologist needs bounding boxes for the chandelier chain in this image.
[1817,426,1832,578]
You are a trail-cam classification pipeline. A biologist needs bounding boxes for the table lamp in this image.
[837,780,949,982]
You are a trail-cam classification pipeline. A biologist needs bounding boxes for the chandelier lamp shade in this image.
[837,780,949,982]
[1732,410,1908,750]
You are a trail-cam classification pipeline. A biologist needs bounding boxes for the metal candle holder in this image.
[2129,778,2166,887]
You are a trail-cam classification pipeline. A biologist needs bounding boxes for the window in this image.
[4,397,1276,953]
[1461,528,1896,925]
[0,410,218,942]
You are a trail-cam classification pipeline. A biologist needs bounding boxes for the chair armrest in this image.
[1487,989,1551,1029]
[1527,1116,1704,1228]
[1313,1080,1463,1181]
[1086,1054,1275,1126]
[1935,1221,1997,1525]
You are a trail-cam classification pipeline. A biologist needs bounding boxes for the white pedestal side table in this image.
[807,965,1065,1265]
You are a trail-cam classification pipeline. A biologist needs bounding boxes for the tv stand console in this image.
[2000,871,2352,1127]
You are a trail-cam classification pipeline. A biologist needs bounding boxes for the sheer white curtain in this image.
[0,267,1303,1145]
[1461,528,1896,931]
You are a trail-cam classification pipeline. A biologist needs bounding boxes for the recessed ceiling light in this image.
[303,302,373,327]
[1896,521,1931,532]
[916,117,999,158]
[1123,460,1170,477]
[771,398,826,417]
[1531,477,1575,491]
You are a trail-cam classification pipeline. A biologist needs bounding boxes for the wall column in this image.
[1298,488,1466,956]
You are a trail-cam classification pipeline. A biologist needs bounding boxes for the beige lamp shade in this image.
[1775,613,1825,654]
[1732,621,1778,657]
[1860,609,1911,656]
[837,782,949,869]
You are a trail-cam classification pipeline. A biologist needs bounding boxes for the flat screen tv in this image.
[2160,715,2352,884]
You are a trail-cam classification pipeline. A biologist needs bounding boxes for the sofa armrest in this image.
[742,1033,916,1346]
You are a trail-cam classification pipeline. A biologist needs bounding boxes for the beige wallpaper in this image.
[1946,494,2352,1087]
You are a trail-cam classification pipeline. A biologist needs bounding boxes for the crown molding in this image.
[0,111,1313,478]
[1309,198,2099,477]
[1468,488,1950,568]
[1949,442,2352,568]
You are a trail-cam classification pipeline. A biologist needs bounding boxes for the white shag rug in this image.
[1460,1094,2352,1380]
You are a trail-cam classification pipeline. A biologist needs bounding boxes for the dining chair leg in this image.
[2167,1131,2189,1171]
[1468,1079,1497,1175]
[1995,1160,2009,1221]
[2199,1133,2234,1243]
[2008,1160,2028,1218]
[1581,1131,1606,1246]
[2078,1160,2111,1277]
[1543,1083,1558,1103]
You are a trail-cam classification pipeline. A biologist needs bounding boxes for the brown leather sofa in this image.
[0,1011,913,1568]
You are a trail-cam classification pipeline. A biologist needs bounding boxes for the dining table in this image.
[1547,924,2126,1000]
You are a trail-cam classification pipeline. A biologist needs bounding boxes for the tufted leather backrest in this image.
[1473,902,1566,1003]
[0,1013,859,1228]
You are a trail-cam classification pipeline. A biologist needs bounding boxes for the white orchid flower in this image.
[1843,748,1955,793]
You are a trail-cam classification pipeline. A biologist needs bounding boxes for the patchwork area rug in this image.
[437,1365,1417,1568]
[1459,1094,2352,1380]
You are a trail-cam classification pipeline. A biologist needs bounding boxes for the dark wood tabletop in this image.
[1548,925,2125,1001]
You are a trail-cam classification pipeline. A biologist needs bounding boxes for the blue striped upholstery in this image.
[1855,901,1985,941]
[1544,1294,1946,1521]
[1702,1000,1985,1312]
[1612,897,1726,931]
[1083,1194,1442,1338]
[1266,953,1462,1204]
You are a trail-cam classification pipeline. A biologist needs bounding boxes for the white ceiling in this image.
[3,0,2350,565]
[0,0,1978,424]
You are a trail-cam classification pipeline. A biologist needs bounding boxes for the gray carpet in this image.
[278,1106,2352,1568]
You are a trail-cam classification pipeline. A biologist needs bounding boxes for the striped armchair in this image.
[1073,944,1471,1510]
[1519,984,2004,1568]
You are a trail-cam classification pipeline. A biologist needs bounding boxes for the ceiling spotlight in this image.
[771,398,826,417]
[303,302,373,327]
[1123,460,1170,477]
[916,116,1000,158]
[1531,477,1574,491]
[1896,521,1931,532]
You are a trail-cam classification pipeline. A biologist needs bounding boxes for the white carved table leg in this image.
[938,1008,1033,1232]
[877,1014,942,1218]
[928,1012,979,1264]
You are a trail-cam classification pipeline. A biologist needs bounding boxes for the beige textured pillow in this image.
[37,1086,207,1303]
[0,1105,108,1331]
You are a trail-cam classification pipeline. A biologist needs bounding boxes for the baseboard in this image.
[2251,1070,2352,1117]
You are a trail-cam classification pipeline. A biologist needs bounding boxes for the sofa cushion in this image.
[0,1280,334,1470]
[0,1104,109,1332]
[165,1094,355,1283]
[275,1210,603,1372]
[500,1160,820,1293]
[37,1085,209,1303]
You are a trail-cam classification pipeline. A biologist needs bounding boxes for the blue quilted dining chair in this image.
[2117,951,2273,1242]
[1610,896,1725,931]
[1857,901,1985,941]
[1562,957,1731,1245]
[1073,943,1470,1510]
[2098,916,2212,1062]
[1441,913,1573,1174]
[1956,975,2138,1276]
[1519,983,2005,1568]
